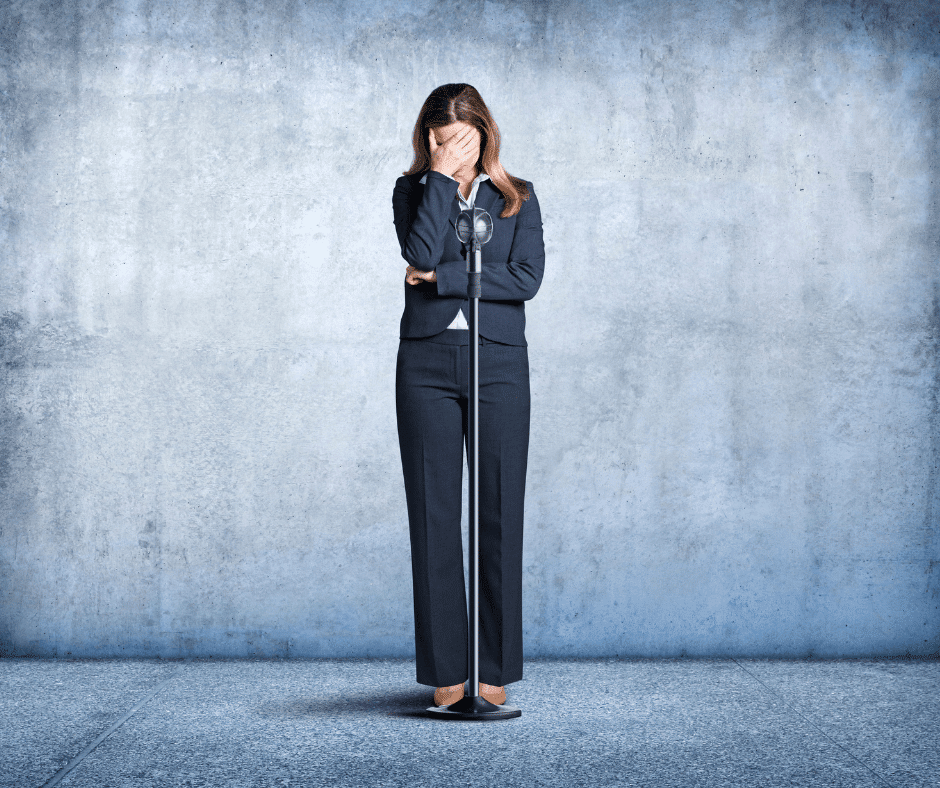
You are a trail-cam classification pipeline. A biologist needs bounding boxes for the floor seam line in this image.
[39,667,184,788]
[729,658,898,788]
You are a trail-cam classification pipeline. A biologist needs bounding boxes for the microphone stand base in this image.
[425,694,522,721]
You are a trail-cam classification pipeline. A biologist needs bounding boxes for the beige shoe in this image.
[479,682,506,705]
[434,683,466,707]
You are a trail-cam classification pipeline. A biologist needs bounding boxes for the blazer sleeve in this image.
[434,182,545,303]
[392,170,458,272]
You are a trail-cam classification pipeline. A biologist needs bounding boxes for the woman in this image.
[391,83,545,708]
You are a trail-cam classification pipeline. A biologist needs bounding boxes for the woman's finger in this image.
[455,127,474,149]
[446,127,468,153]
[457,128,478,154]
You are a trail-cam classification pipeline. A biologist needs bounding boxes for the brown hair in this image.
[402,83,530,219]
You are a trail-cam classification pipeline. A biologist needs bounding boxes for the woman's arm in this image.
[392,171,460,272]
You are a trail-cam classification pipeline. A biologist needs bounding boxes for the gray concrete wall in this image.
[0,0,937,659]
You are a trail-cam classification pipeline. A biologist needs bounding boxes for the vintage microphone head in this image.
[456,207,493,246]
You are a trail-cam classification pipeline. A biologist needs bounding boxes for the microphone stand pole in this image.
[426,207,521,721]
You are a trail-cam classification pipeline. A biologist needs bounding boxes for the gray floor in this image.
[1,657,937,788]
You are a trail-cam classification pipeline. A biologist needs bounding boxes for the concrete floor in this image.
[1,657,937,787]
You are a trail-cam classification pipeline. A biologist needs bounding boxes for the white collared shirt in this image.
[419,170,491,329]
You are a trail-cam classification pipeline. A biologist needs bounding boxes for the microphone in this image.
[456,208,493,298]
[455,207,493,252]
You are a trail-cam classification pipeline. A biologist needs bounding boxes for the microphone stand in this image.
[426,206,522,721]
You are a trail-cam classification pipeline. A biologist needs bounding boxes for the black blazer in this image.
[392,169,545,347]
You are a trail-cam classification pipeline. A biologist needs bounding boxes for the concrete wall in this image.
[0,0,937,659]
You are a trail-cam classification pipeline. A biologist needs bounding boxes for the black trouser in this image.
[396,328,530,687]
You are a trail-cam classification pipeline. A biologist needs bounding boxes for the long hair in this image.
[403,83,530,219]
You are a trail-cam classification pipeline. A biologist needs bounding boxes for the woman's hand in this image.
[406,265,437,285]
[429,126,479,179]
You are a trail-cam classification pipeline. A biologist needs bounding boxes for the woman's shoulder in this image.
[393,172,418,205]
[393,170,430,196]
[485,174,535,201]
[512,176,537,206]
[396,170,433,184]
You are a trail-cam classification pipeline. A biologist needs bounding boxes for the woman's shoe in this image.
[434,683,466,707]
[479,682,506,705]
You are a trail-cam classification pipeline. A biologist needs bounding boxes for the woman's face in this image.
[430,121,482,164]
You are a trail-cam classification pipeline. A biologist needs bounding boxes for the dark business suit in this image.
[392,169,545,687]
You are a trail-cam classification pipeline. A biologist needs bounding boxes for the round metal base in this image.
[426,694,521,720]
